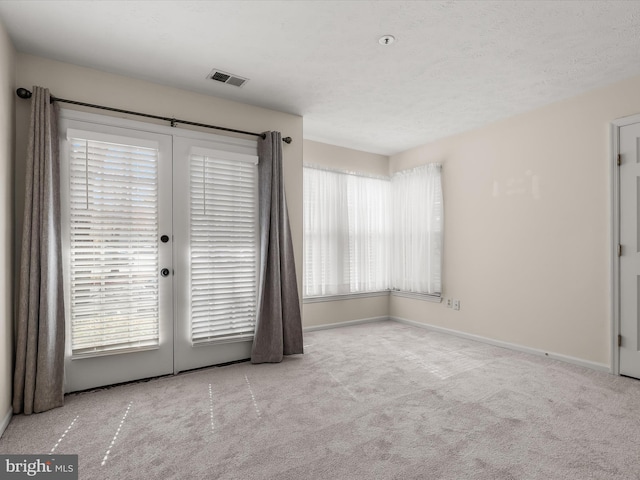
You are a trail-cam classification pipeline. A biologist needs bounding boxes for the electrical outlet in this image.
[446,298,453,308]
[453,299,461,311]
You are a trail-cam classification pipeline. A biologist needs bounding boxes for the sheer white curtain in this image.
[348,174,391,292]
[304,167,390,296]
[391,164,442,294]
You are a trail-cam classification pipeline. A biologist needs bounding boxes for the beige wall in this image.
[304,139,389,176]
[304,295,389,328]
[390,74,640,367]
[0,19,15,431]
[302,139,390,327]
[14,53,303,303]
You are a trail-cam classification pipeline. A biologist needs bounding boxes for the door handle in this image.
[160,268,170,277]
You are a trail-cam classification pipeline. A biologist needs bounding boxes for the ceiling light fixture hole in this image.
[378,35,395,46]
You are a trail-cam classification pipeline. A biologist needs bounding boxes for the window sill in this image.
[303,290,442,304]
[303,291,390,303]
[390,290,442,303]
[71,344,159,360]
[192,334,254,347]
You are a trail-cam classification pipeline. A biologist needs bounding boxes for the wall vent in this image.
[207,68,249,88]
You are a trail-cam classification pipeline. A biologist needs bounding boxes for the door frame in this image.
[610,113,640,375]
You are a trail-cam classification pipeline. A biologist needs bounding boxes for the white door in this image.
[619,122,640,379]
[172,136,259,372]
[60,112,260,391]
[61,118,174,392]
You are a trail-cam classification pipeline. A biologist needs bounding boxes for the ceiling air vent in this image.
[207,68,249,88]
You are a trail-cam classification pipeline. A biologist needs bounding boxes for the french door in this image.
[172,136,258,372]
[60,111,258,392]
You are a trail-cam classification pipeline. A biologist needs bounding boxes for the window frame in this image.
[302,164,443,302]
[303,166,391,297]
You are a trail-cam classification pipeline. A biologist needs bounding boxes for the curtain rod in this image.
[15,87,293,144]
[304,163,391,181]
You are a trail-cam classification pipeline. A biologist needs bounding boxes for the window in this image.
[391,163,443,295]
[303,168,390,296]
[188,147,258,343]
[303,164,442,298]
[66,131,162,355]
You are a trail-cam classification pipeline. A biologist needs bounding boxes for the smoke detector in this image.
[206,68,249,88]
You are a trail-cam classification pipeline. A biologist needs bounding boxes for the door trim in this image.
[611,113,640,375]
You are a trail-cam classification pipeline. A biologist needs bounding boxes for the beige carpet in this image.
[2,321,640,479]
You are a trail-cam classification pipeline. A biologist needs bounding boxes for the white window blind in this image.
[68,135,160,356]
[189,150,258,344]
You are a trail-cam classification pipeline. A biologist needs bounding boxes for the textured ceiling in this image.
[1,1,640,155]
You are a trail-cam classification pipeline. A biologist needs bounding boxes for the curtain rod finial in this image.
[283,137,292,144]
[16,88,32,99]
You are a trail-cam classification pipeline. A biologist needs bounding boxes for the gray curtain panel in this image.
[251,131,303,363]
[13,86,65,414]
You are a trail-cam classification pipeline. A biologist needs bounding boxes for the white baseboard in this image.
[0,406,11,439]
[391,316,610,373]
[303,316,389,332]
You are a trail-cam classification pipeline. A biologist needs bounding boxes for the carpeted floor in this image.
[2,320,640,479]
